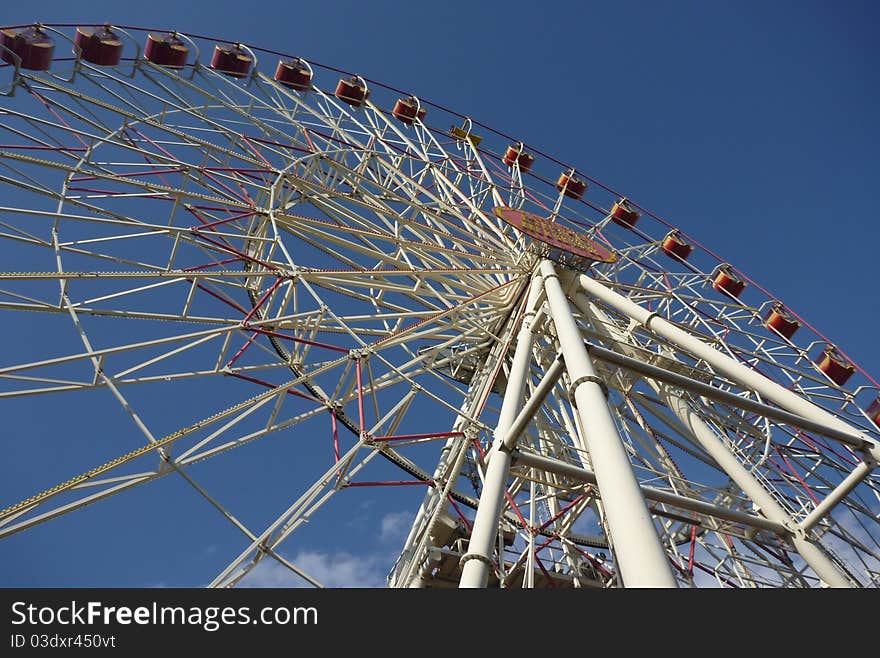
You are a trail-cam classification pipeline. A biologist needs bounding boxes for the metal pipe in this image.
[799,460,875,532]
[660,391,854,587]
[459,274,544,588]
[540,260,676,587]
[790,536,856,588]
[458,447,515,588]
[574,293,856,587]
[392,305,523,587]
[572,271,880,461]
[512,449,788,535]
[582,341,867,450]
[502,355,565,450]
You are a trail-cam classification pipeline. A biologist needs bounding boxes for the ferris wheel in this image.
[0,22,878,588]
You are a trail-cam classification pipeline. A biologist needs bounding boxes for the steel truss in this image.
[1,23,878,588]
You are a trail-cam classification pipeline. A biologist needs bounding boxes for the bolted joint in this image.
[641,311,660,330]
[783,519,805,540]
[568,374,608,402]
[459,552,493,569]
[521,307,539,326]
[489,438,513,455]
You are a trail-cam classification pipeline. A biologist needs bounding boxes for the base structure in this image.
[391,259,877,589]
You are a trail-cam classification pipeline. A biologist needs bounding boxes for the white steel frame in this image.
[0,23,878,589]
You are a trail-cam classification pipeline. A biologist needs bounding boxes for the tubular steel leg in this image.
[572,271,879,461]
[575,293,855,588]
[540,260,677,588]
[511,449,788,535]
[660,391,854,587]
[392,291,527,588]
[799,460,875,533]
[459,274,545,588]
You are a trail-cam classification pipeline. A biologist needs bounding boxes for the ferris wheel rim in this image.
[0,21,877,588]
[0,20,875,392]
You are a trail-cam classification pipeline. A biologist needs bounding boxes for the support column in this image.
[572,292,855,587]
[661,392,854,587]
[540,260,677,588]
[459,274,545,588]
[392,280,531,588]
[799,460,874,532]
[573,271,879,461]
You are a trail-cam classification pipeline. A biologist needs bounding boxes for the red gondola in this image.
[392,96,426,125]
[74,26,123,66]
[610,198,640,229]
[502,143,535,172]
[0,27,54,71]
[763,304,800,340]
[661,230,694,261]
[817,347,855,386]
[556,172,587,200]
[712,265,746,299]
[274,58,312,90]
[335,76,369,107]
[144,33,189,68]
[866,396,880,426]
[210,43,252,78]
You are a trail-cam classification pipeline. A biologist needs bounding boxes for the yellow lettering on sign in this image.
[493,206,616,263]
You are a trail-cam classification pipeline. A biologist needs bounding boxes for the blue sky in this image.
[0,1,877,587]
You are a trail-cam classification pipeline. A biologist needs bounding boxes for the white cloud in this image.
[379,511,412,544]
[242,550,388,588]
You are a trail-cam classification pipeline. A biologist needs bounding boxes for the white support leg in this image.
[799,460,875,532]
[660,391,854,587]
[540,260,677,588]
[512,449,789,534]
[574,292,856,587]
[459,274,545,588]
[392,286,529,588]
[572,271,880,461]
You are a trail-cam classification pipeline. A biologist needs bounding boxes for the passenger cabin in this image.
[274,58,312,90]
[143,33,189,68]
[335,75,369,107]
[556,171,587,200]
[392,96,426,125]
[503,143,535,172]
[817,347,855,386]
[763,304,800,340]
[1,27,54,71]
[210,43,252,78]
[661,229,693,261]
[712,265,746,299]
[74,26,123,66]
[610,198,640,229]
